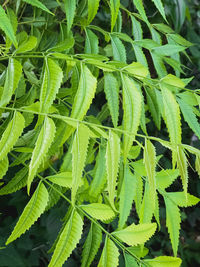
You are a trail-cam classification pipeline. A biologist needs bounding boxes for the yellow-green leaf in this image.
[106,130,120,209]
[88,0,100,24]
[98,236,119,267]
[6,183,48,244]
[49,210,83,267]
[110,0,120,32]
[0,112,25,161]
[144,256,182,267]
[72,124,90,205]
[28,117,56,194]
[46,172,73,188]
[81,203,115,222]
[113,223,157,246]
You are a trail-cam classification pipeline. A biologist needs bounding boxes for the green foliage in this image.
[0,0,199,266]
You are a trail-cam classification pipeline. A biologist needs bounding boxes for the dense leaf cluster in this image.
[0,0,199,266]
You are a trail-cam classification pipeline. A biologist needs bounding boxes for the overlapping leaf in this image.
[98,237,119,267]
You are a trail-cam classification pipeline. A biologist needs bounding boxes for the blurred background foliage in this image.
[0,0,199,266]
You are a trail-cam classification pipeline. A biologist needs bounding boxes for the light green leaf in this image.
[161,74,185,93]
[0,167,28,195]
[71,64,97,120]
[167,192,200,207]
[124,62,149,79]
[98,236,119,267]
[164,197,181,256]
[144,256,182,267]
[104,72,119,128]
[156,169,179,190]
[16,36,37,53]
[151,0,167,21]
[0,112,25,161]
[178,98,200,140]
[0,5,17,47]
[110,0,120,32]
[85,28,99,54]
[0,58,22,107]
[46,172,73,188]
[6,182,48,244]
[118,164,137,229]
[177,146,188,197]
[22,0,54,15]
[145,87,161,129]
[139,183,154,223]
[161,87,182,167]
[122,74,142,160]
[81,203,115,221]
[64,0,76,34]
[49,210,83,267]
[144,139,156,211]
[28,117,56,194]
[81,223,102,267]
[48,37,75,52]
[153,23,174,34]
[113,223,157,246]
[124,254,139,267]
[0,156,8,180]
[168,33,193,47]
[132,0,149,23]
[195,154,200,176]
[40,58,63,114]
[88,0,100,24]
[111,35,126,63]
[72,124,90,205]
[152,44,186,56]
[106,130,120,209]
[89,144,107,197]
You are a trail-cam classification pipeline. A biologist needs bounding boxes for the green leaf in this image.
[6,182,49,244]
[0,112,25,161]
[98,236,119,267]
[166,192,200,207]
[0,156,8,179]
[85,28,99,54]
[89,144,107,197]
[48,37,75,52]
[49,210,83,267]
[156,169,179,190]
[124,62,149,79]
[161,74,185,93]
[139,183,154,223]
[151,0,167,21]
[118,164,137,229]
[81,203,115,221]
[110,0,120,32]
[144,256,182,267]
[145,87,161,129]
[22,0,54,15]
[28,117,56,194]
[104,72,119,128]
[124,254,139,267]
[0,167,28,195]
[177,98,200,140]
[177,146,188,197]
[72,124,90,205]
[64,0,76,34]
[132,0,149,24]
[152,44,186,56]
[113,223,157,246]
[164,196,181,256]
[40,58,63,114]
[0,58,22,107]
[88,0,100,24]
[16,36,37,53]
[111,35,126,63]
[71,64,97,120]
[0,5,17,47]
[144,139,156,211]
[81,223,102,267]
[46,172,73,188]
[161,87,182,166]
[106,130,120,209]
[122,74,142,160]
